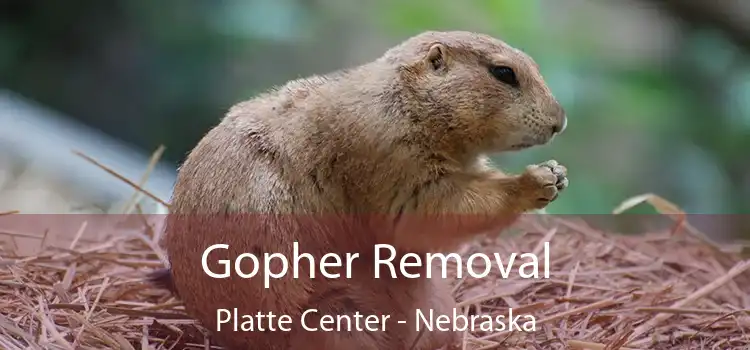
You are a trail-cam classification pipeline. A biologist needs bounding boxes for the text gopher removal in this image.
[200,241,551,288]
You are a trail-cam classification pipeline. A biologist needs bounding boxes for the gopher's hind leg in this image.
[288,276,461,350]
[287,283,399,350]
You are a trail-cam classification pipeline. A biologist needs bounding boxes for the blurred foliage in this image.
[0,0,749,220]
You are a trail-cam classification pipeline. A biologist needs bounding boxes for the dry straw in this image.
[1,149,749,349]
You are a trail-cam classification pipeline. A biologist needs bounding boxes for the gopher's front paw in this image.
[519,160,568,210]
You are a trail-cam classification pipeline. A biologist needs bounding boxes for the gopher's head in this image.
[383,31,567,155]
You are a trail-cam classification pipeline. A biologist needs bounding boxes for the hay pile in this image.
[1,207,749,350]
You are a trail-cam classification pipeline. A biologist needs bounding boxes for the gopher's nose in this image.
[553,116,567,135]
[550,102,567,135]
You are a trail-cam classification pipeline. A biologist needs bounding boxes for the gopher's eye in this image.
[489,66,519,87]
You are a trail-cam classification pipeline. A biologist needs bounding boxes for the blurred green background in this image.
[0,0,748,219]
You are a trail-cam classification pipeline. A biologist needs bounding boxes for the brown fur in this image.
[156,31,568,350]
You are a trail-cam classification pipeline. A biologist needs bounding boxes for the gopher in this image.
[152,31,568,350]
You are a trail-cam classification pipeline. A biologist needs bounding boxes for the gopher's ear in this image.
[424,43,449,71]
